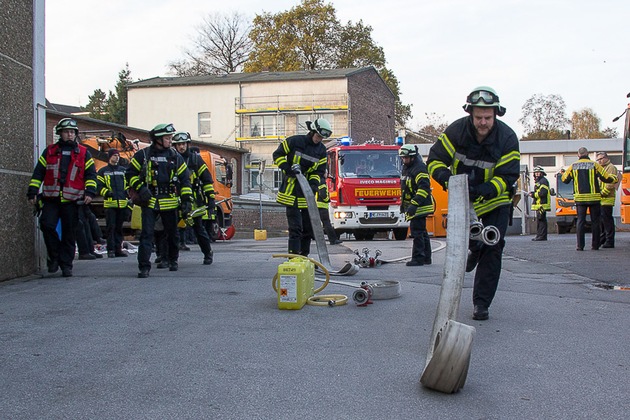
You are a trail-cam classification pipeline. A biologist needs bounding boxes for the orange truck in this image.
[80,131,234,239]
[619,102,630,224]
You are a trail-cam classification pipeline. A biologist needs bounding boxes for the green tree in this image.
[245,0,411,127]
[84,65,132,124]
[84,89,108,120]
[519,94,569,140]
[570,108,617,139]
[106,64,132,125]
[335,20,385,69]
[378,67,411,127]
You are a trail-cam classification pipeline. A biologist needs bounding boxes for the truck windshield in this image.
[339,150,401,178]
[555,173,574,199]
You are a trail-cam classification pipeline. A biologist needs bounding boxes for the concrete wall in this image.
[0,0,39,280]
[128,84,241,148]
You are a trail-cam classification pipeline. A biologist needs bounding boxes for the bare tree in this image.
[169,12,253,76]
[519,94,569,140]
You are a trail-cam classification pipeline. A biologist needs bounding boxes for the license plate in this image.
[368,211,388,218]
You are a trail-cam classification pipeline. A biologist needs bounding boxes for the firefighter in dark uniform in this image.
[126,123,193,278]
[529,166,550,241]
[172,132,215,265]
[399,144,435,266]
[561,147,617,251]
[273,118,331,256]
[27,118,98,277]
[428,86,520,321]
[96,148,129,258]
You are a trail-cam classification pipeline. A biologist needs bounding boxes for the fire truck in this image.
[326,142,408,240]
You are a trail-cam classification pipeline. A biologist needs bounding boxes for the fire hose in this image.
[271,254,348,306]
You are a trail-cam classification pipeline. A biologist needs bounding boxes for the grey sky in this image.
[46,0,629,137]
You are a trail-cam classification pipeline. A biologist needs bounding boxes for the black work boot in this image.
[473,305,489,321]
[288,239,301,256]
[203,251,214,265]
[47,258,59,274]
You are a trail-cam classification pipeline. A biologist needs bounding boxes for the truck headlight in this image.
[334,211,353,219]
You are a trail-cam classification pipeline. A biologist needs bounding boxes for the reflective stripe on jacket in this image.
[28,142,97,202]
[531,176,551,211]
[561,158,617,203]
[427,116,520,217]
[273,133,327,209]
[126,146,192,211]
[599,161,619,206]
[401,156,435,218]
[97,164,128,209]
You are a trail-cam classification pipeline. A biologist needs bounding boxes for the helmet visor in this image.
[467,90,499,105]
[161,124,176,135]
[172,133,190,143]
[318,128,332,139]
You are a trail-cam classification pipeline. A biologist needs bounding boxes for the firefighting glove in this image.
[280,163,296,177]
[206,196,216,216]
[181,199,192,218]
[468,185,482,201]
[528,191,535,198]
[291,164,302,175]
[138,186,152,203]
[318,186,329,202]
[406,204,418,217]
[436,171,451,191]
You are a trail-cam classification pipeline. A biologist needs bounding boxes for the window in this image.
[250,115,285,137]
[215,160,227,186]
[532,156,556,167]
[250,170,260,190]
[273,170,283,190]
[198,112,211,137]
[297,113,334,134]
[608,154,622,166]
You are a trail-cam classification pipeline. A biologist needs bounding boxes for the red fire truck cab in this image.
[326,142,408,240]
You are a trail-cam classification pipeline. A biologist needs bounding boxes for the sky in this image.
[46,0,629,138]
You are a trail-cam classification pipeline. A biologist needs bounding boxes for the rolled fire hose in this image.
[272,254,347,306]
[420,175,476,394]
[314,278,402,302]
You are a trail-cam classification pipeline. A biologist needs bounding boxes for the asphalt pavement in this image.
[1,231,629,419]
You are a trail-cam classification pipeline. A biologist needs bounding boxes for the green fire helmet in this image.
[149,123,176,141]
[172,132,192,144]
[398,144,418,157]
[55,118,79,135]
[463,86,506,117]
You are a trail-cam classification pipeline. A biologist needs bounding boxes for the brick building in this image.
[127,66,395,199]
